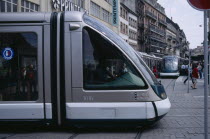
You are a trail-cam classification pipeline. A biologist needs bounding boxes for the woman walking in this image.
[191,64,199,89]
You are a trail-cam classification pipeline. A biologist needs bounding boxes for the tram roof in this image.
[0,11,84,23]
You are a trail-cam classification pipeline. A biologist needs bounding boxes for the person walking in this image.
[201,63,204,79]
[153,66,158,78]
[181,64,186,75]
[197,63,202,79]
[184,63,193,84]
[191,64,199,89]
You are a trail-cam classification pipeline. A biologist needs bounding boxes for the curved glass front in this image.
[162,56,179,73]
[83,14,159,85]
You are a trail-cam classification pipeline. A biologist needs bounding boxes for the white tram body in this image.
[0,12,171,126]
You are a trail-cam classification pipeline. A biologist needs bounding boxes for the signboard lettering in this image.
[112,0,118,26]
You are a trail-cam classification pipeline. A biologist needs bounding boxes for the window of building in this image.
[120,7,128,20]
[83,27,146,90]
[0,32,38,101]
[0,0,17,12]
[21,0,39,12]
[90,1,100,19]
[125,10,128,20]
[120,22,123,33]
[122,8,124,18]
[129,29,137,40]
[129,17,137,29]
[120,7,122,17]
[102,8,109,23]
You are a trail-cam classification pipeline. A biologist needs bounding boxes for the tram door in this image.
[0,26,45,120]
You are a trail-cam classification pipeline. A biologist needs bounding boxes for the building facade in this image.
[0,0,119,33]
[0,0,190,57]
[89,0,119,33]
[191,46,204,57]
[119,0,138,50]
[166,17,189,58]
[136,0,167,57]
[166,17,179,56]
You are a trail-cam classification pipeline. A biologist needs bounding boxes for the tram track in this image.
[164,79,176,90]
[134,127,144,139]
[68,133,78,139]
[134,130,142,139]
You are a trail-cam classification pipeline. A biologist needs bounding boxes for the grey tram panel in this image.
[0,26,44,119]
[0,12,51,23]
[0,13,52,120]
[64,12,170,120]
[0,12,171,124]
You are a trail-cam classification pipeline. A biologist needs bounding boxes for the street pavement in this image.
[140,77,210,139]
[0,77,210,139]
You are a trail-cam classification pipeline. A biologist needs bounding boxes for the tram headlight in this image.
[151,84,167,100]
[160,92,167,99]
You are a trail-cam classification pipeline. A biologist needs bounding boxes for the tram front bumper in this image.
[154,97,171,117]
[160,72,180,77]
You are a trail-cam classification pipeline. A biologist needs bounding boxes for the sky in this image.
[158,0,204,49]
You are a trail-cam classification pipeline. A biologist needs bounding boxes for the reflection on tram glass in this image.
[0,33,38,101]
[164,57,178,71]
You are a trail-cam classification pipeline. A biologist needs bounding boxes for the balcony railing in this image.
[150,41,167,48]
[158,19,167,26]
[149,25,165,36]
[150,35,166,43]
[145,10,157,20]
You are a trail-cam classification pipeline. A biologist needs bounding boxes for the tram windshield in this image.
[163,56,178,72]
[83,14,159,85]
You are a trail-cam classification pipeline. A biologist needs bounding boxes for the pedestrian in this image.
[183,63,193,84]
[201,63,204,79]
[191,64,199,89]
[181,64,185,75]
[153,66,158,78]
[197,63,202,79]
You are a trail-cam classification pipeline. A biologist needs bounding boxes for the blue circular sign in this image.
[2,48,14,60]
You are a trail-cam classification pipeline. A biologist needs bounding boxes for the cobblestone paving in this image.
[0,78,209,139]
[140,77,210,139]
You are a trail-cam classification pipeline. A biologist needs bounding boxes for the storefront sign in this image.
[2,48,14,60]
[112,0,119,26]
[52,0,87,12]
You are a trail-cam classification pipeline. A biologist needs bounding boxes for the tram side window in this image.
[83,27,147,90]
[0,33,38,101]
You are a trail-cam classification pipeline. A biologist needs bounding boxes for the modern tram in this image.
[159,56,180,77]
[137,52,162,71]
[0,12,171,126]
